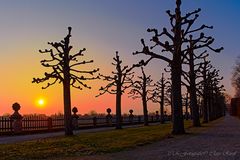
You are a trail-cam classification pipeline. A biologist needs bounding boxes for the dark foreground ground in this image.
[69,114,240,160]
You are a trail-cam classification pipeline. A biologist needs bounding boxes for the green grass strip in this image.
[0,120,215,160]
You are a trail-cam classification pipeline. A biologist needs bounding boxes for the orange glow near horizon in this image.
[0,1,236,116]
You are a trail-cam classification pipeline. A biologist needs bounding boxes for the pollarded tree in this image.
[134,0,223,134]
[198,58,213,123]
[128,67,154,126]
[134,0,184,134]
[97,52,142,129]
[182,29,223,127]
[206,69,224,120]
[182,51,209,126]
[152,73,170,124]
[198,59,225,122]
[32,27,99,135]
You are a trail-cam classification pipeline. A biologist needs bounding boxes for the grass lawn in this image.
[0,119,220,160]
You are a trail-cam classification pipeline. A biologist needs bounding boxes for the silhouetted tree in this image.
[232,56,240,97]
[161,68,173,119]
[152,73,170,123]
[32,27,99,135]
[97,52,141,129]
[128,67,154,126]
[182,92,189,120]
[134,0,223,133]
[134,0,183,134]
[198,58,212,123]
[206,69,224,120]
[197,57,225,122]
[182,28,223,127]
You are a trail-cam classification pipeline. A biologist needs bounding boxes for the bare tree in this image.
[97,52,141,129]
[206,69,224,121]
[152,73,170,124]
[32,27,99,135]
[128,67,154,126]
[134,0,184,134]
[197,58,225,122]
[232,56,240,97]
[134,0,223,134]
[182,26,223,127]
[198,58,212,123]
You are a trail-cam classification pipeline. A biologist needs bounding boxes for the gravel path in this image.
[77,115,240,160]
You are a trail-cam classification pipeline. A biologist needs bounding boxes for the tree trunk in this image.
[190,82,201,126]
[202,95,208,123]
[171,58,185,134]
[142,72,148,126]
[213,96,216,120]
[185,93,189,120]
[160,76,165,124]
[63,45,73,136]
[189,46,201,127]
[202,68,208,123]
[63,78,73,135]
[209,87,214,121]
[160,101,164,124]
[116,83,122,129]
[142,96,148,126]
[171,0,185,134]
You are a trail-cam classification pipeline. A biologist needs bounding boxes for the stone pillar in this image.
[47,117,53,130]
[93,117,97,127]
[10,103,23,133]
[164,111,167,121]
[155,111,160,122]
[106,108,112,126]
[138,116,141,123]
[71,107,79,130]
[128,109,134,124]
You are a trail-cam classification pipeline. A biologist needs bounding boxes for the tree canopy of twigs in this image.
[128,67,154,126]
[134,0,223,134]
[33,27,99,135]
[97,51,141,129]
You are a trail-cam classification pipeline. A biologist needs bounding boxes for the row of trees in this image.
[97,53,172,128]
[133,0,224,134]
[33,0,226,135]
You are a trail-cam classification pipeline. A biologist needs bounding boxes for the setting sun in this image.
[35,98,46,109]
[38,99,44,105]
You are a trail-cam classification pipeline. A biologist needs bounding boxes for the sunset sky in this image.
[0,0,239,116]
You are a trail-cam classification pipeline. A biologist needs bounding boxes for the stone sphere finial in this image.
[129,109,133,114]
[12,102,21,112]
[11,102,22,120]
[106,108,111,114]
[72,107,78,114]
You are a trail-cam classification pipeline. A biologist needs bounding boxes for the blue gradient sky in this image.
[0,0,239,115]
